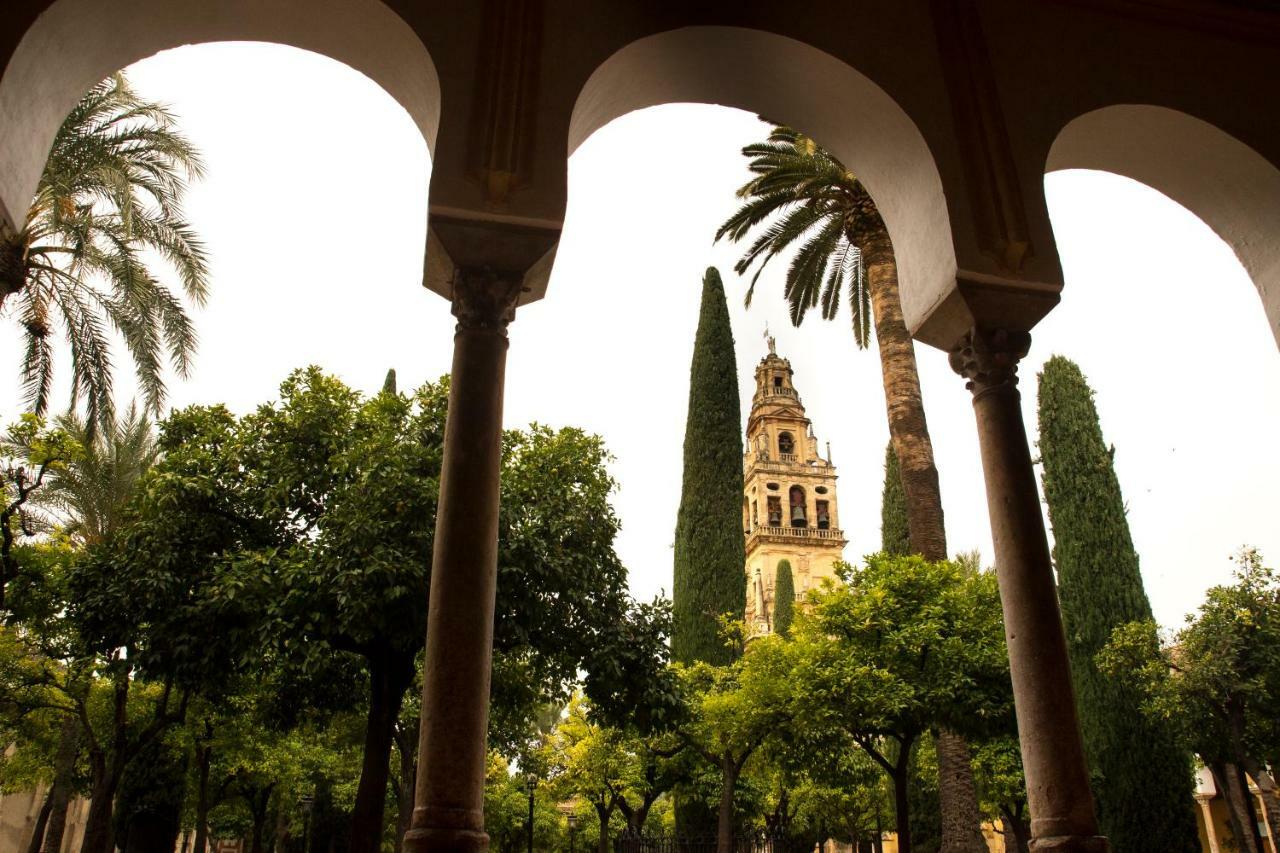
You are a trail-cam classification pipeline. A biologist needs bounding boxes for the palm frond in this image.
[2,71,208,431]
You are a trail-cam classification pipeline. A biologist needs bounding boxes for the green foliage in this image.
[880,442,911,556]
[1099,549,1280,766]
[1037,355,1199,853]
[792,553,1009,851]
[672,634,796,835]
[672,268,745,667]
[715,125,875,346]
[772,561,795,638]
[906,736,940,853]
[1,73,209,430]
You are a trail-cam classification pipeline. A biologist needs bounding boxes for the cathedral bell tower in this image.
[743,337,847,636]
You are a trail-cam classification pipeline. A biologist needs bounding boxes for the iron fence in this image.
[613,831,823,853]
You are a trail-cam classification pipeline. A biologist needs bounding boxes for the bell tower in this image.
[742,337,846,636]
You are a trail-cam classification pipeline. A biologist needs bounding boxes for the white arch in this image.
[1048,105,1280,347]
[567,26,956,331]
[0,0,440,232]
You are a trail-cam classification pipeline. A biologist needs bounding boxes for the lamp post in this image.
[567,812,578,853]
[525,773,538,853]
[299,794,315,853]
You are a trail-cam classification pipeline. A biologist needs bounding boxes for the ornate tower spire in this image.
[741,345,846,636]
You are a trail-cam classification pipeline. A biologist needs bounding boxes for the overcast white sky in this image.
[3,43,1276,630]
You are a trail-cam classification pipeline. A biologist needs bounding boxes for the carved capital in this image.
[948,327,1031,398]
[450,268,522,333]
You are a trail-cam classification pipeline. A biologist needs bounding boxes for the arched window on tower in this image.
[778,432,795,455]
[816,500,830,530]
[789,485,806,527]
[767,495,782,527]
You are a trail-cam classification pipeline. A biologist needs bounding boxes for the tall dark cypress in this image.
[672,267,745,666]
[1037,355,1199,853]
[773,560,795,637]
[881,441,911,556]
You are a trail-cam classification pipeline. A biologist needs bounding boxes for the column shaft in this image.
[404,271,521,853]
[950,328,1107,853]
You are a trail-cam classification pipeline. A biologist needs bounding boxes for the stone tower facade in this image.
[743,339,847,635]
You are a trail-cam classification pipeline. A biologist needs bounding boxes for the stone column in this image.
[948,327,1108,853]
[403,268,522,853]
[1196,795,1222,853]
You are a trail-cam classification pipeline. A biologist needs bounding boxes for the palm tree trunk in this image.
[864,250,946,563]
[864,244,985,853]
[934,729,988,853]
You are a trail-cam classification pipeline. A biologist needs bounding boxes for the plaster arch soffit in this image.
[0,0,441,232]
[1047,104,1280,349]
[565,26,957,334]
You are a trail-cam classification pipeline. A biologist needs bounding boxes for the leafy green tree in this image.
[1,414,79,611]
[772,561,795,638]
[672,266,745,668]
[1037,355,1200,853]
[718,125,983,853]
[972,736,1029,853]
[674,633,795,853]
[545,695,630,853]
[1099,548,1280,853]
[135,367,666,853]
[793,554,1008,853]
[0,74,208,431]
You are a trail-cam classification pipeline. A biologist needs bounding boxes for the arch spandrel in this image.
[1048,105,1280,348]
[565,26,958,339]
[0,0,441,236]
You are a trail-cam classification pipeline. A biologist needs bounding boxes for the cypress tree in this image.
[672,267,745,666]
[1037,355,1199,853]
[773,560,795,637]
[382,368,397,395]
[881,441,912,556]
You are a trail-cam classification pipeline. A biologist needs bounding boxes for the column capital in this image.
[450,267,523,333]
[948,326,1032,398]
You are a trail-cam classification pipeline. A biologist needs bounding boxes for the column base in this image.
[1031,836,1109,853]
[401,827,490,853]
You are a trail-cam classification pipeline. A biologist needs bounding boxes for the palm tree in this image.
[0,73,209,434]
[716,125,985,853]
[36,403,158,547]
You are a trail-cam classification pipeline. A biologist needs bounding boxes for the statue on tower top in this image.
[764,325,776,355]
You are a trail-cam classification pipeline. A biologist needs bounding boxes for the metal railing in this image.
[614,832,820,853]
[747,525,843,541]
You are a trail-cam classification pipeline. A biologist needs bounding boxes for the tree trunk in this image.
[1242,755,1280,850]
[79,772,120,853]
[893,753,913,853]
[863,249,946,564]
[393,717,418,853]
[594,801,614,853]
[193,741,211,853]
[999,805,1031,853]
[934,728,987,853]
[349,654,413,853]
[717,759,738,853]
[866,236,986,853]
[1212,762,1262,853]
[42,718,79,853]
[26,787,54,853]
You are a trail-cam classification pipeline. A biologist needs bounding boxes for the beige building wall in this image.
[0,785,90,853]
